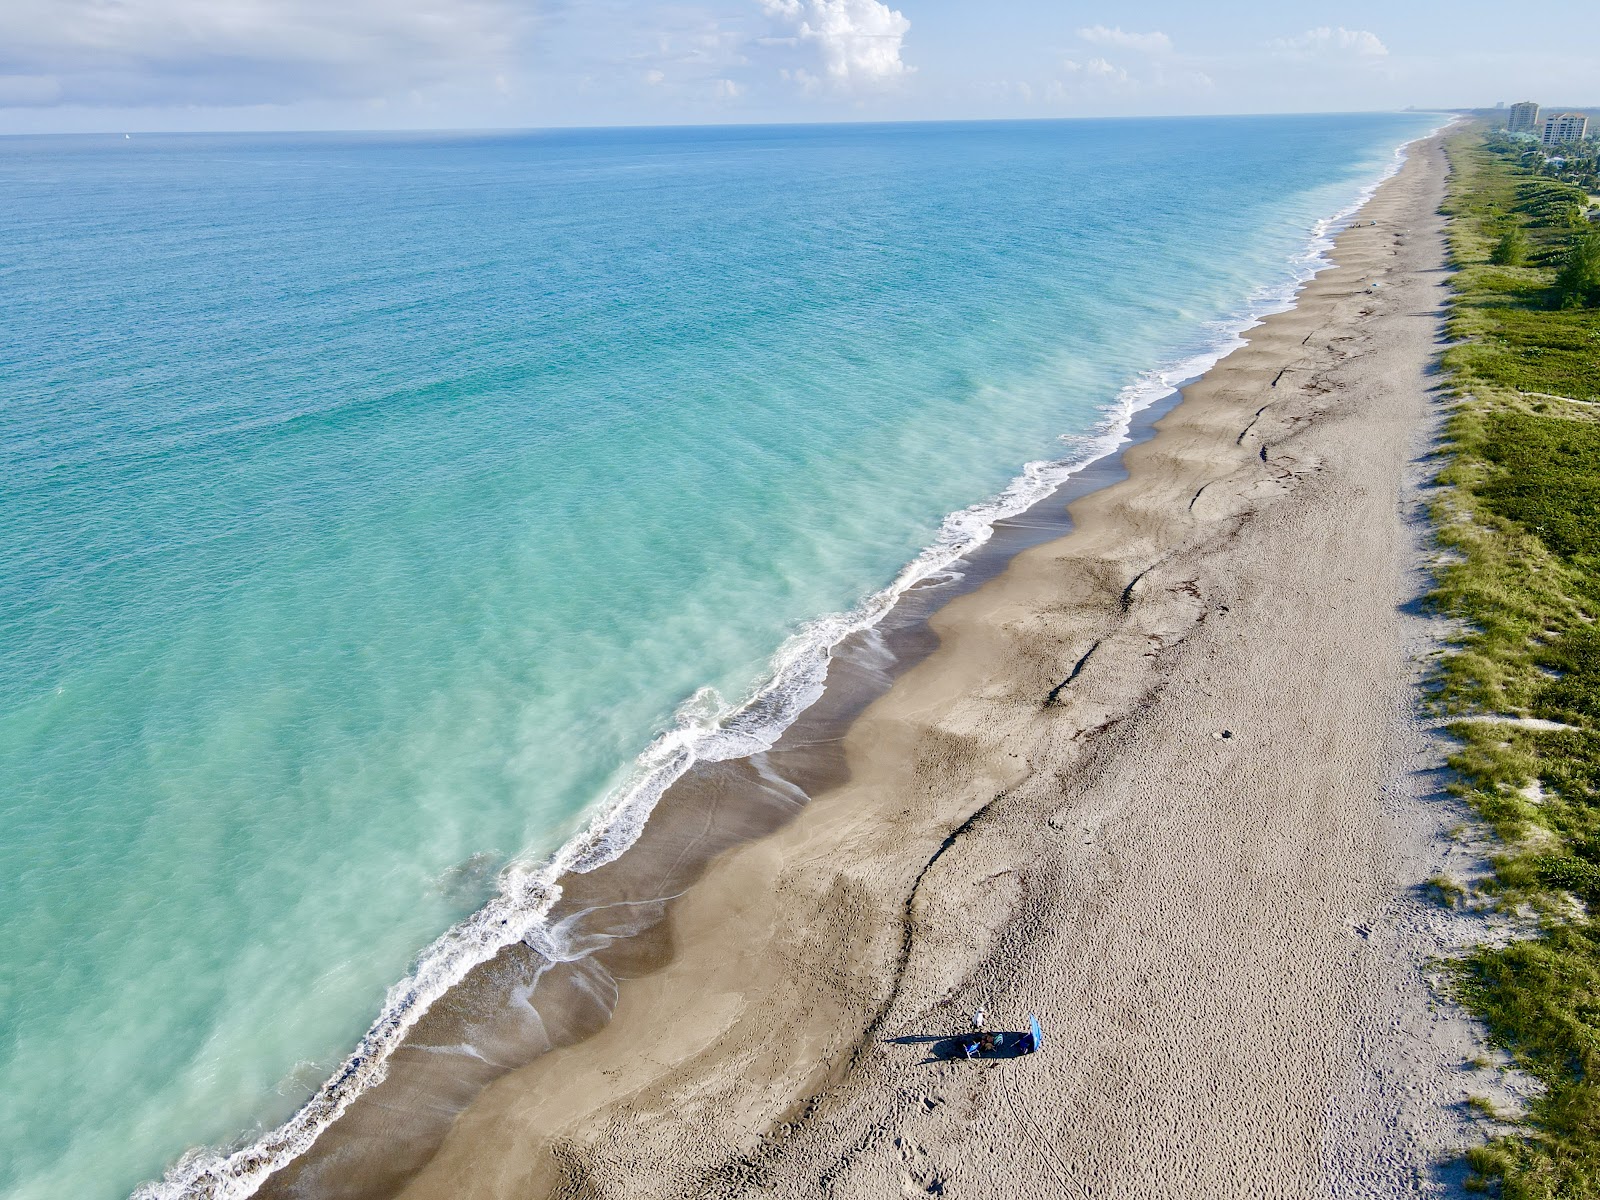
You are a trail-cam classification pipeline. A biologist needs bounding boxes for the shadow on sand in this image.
[887,1030,1036,1065]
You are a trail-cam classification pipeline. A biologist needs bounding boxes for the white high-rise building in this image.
[1507,101,1541,134]
[1541,113,1590,148]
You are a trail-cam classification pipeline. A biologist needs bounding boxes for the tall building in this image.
[1507,101,1540,134]
[1542,113,1590,147]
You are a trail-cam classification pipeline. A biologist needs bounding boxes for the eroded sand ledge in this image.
[395,134,1484,1199]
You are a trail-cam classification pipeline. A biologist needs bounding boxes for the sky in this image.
[1,0,1597,134]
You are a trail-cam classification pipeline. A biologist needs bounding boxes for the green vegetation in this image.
[1489,128,1600,196]
[1556,235,1600,310]
[1492,228,1530,267]
[1470,1094,1507,1121]
[1433,130,1600,1197]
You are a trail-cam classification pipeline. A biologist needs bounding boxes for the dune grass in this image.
[1430,130,1600,1197]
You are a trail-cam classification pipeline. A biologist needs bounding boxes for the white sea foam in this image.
[132,124,1444,1200]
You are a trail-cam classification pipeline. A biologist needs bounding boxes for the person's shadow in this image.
[886,1030,1035,1064]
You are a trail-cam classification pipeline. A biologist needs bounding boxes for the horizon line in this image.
[0,105,1489,140]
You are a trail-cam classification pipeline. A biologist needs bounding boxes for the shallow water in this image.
[0,113,1436,1200]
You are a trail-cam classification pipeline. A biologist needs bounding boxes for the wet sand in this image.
[278,133,1488,1199]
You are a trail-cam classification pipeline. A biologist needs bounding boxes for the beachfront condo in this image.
[1508,100,1541,133]
[1541,112,1590,147]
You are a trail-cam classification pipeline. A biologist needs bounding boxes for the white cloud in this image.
[0,0,527,108]
[1053,48,1214,103]
[1077,26,1172,55]
[644,69,667,86]
[761,0,912,89]
[641,19,749,71]
[780,65,822,94]
[1062,57,1130,84]
[713,77,745,99]
[1052,27,1211,103]
[1270,27,1389,58]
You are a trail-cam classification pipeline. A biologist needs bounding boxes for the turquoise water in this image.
[0,113,1437,1200]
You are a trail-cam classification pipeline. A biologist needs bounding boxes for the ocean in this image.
[0,112,1438,1200]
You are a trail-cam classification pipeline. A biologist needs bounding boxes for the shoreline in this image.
[146,129,1447,1200]
[239,284,1211,1200]
[388,131,1482,1197]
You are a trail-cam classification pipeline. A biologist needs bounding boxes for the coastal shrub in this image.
[1455,311,1600,401]
[1492,228,1531,267]
[1533,856,1600,902]
[1515,179,1589,230]
[1537,631,1600,726]
[1478,412,1600,559]
[1555,235,1600,309]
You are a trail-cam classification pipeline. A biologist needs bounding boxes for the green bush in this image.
[1556,234,1600,309]
[1534,856,1600,901]
[1492,228,1532,266]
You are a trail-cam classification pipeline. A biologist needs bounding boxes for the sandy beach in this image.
[278,133,1488,1199]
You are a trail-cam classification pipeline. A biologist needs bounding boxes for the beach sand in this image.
[320,133,1488,1199]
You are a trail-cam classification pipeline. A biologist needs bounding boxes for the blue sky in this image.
[2,0,1597,133]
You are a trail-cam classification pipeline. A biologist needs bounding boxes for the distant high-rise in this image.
[1507,101,1541,134]
[1541,113,1590,148]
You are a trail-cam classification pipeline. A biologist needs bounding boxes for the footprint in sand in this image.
[897,1137,946,1196]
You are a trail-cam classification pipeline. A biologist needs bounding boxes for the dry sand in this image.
[384,133,1494,1199]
